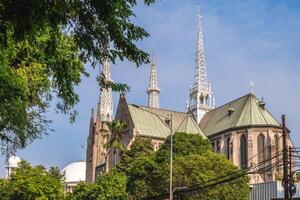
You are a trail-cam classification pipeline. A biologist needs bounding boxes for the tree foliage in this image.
[68,133,249,200]
[117,137,154,173]
[105,120,128,165]
[296,172,300,181]
[0,161,65,200]
[0,27,85,154]
[0,0,155,154]
[124,132,250,200]
[70,169,128,200]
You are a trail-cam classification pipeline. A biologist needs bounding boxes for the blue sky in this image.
[1,0,300,176]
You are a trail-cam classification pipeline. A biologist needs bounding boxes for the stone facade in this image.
[209,126,292,184]
[85,107,110,183]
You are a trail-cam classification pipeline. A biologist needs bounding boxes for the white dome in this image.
[62,161,86,183]
[8,156,21,168]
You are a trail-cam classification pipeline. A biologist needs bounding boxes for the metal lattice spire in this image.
[193,11,209,91]
[98,59,113,122]
[147,48,160,108]
[188,10,215,123]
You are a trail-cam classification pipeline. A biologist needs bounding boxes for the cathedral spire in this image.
[147,48,160,108]
[90,109,94,129]
[188,10,215,123]
[98,59,113,122]
[194,10,208,90]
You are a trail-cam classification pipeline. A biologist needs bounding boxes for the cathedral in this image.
[85,13,293,184]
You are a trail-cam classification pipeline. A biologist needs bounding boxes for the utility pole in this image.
[169,114,173,200]
[289,146,292,200]
[282,115,289,199]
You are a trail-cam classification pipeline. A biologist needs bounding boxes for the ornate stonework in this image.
[188,12,215,123]
[85,60,113,182]
[147,50,160,108]
[99,59,113,122]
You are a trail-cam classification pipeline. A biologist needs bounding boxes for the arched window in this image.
[240,134,248,169]
[257,134,265,165]
[217,139,221,153]
[211,141,215,152]
[257,133,267,180]
[226,137,231,160]
[274,135,280,172]
[200,97,204,104]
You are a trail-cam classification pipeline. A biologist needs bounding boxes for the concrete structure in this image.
[249,181,300,200]
[6,156,21,178]
[62,161,86,193]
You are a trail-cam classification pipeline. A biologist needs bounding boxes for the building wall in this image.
[86,122,110,183]
[248,181,300,200]
[209,127,289,184]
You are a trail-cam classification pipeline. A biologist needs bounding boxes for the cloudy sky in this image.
[1,0,300,176]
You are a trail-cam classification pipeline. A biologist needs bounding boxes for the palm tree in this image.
[104,120,127,166]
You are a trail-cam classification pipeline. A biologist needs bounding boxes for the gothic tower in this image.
[99,59,113,122]
[147,49,160,108]
[86,59,113,182]
[188,12,215,123]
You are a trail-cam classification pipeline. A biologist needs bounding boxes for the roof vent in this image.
[228,107,235,116]
[258,98,265,109]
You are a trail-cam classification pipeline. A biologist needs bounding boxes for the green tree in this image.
[296,172,300,181]
[126,132,250,200]
[49,166,64,180]
[70,169,128,200]
[105,120,128,165]
[117,137,154,173]
[0,0,156,154]
[116,137,155,199]
[0,161,65,200]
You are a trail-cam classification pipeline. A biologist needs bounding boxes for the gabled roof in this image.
[200,93,281,137]
[127,104,206,139]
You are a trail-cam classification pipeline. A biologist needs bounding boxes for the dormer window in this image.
[258,98,265,109]
[228,107,235,116]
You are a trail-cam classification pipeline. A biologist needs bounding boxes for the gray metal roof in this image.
[200,93,280,136]
[127,105,206,139]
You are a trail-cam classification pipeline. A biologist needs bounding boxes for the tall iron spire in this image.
[97,59,113,122]
[147,48,160,108]
[188,10,215,123]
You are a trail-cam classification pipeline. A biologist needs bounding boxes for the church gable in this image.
[126,104,206,139]
[200,93,280,136]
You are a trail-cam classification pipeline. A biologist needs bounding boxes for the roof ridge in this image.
[253,95,280,125]
[128,104,187,115]
[254,95,269,124]
[205,93,251,115]
[232,94,251,127]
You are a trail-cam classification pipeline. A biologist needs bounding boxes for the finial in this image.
[249,81,254,94]
[197,6,201,17]
[152,45,156,64]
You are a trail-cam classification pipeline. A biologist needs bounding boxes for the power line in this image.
[143,152,285,200]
